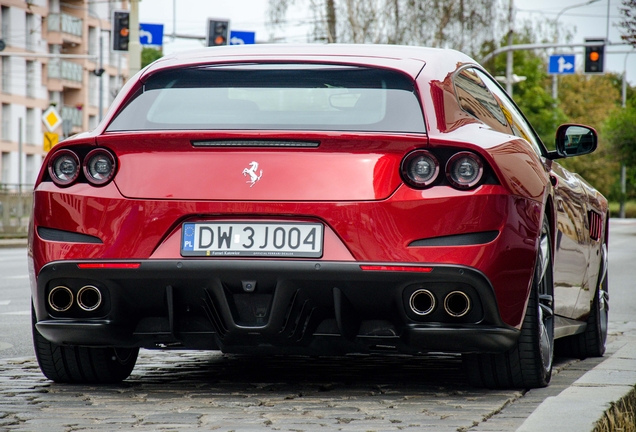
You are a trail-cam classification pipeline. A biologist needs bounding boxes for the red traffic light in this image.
[207,18,230,47]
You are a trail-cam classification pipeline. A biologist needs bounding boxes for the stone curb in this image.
[517,335,636,431]
[0,239,27,248]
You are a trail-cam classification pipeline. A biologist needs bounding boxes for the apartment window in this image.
[26,108,35,145]
[89,115,97,131]
[1,6,9,44]
[1,104,10,141]
[49,91,62,107]
[1,152,10,185]
[26,61,36,98]
[1,57,10,93]
[88,73,97,107]
[26,13,36,51]
[88,26,97,56]
[26,155,35,186]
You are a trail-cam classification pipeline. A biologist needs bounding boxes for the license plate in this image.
[181,222,324,258]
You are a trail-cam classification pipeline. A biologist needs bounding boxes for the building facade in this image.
[0,0,129,190]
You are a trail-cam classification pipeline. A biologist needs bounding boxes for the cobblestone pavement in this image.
[0,347,608,432]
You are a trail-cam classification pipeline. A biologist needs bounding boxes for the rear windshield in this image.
[106,64,426,133]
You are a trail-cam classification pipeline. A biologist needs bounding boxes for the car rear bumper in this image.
[33,259,519,355]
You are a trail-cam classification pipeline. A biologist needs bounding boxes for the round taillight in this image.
[83,149,116,186]
[48,150,80,186]
[401,150,440,188]
[446,152,484,189]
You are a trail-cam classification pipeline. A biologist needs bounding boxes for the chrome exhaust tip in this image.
[409,289,436,316]
[444,291,471,318]
[48,286,74,312]
[77,285,102,311]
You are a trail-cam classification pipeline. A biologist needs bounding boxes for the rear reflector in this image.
[77,263,141,269]
[360,265,433,273]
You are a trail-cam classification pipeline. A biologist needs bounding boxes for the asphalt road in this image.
[0,219,634,431]
[0,248,31,359]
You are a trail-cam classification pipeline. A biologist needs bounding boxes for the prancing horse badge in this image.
[242,161,263,187]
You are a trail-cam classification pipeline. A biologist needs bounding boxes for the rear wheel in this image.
[556,243,608,359]
[463,217,554,389]
[32,305,138,383]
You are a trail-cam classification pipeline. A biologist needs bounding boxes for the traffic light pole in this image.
[480,40,609,65]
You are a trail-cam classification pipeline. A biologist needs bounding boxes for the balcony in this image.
[61,105,83,128]
[47,13,83,38]
[48,60,83,83]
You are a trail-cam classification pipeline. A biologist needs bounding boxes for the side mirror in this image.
[555,124,597,158]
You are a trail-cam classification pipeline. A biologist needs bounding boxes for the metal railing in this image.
[48,60,83,83]
[61,105,83,127]
[0,186,33,236]
[47,13,83,38]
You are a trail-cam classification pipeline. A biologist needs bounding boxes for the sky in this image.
[138,0,636,89]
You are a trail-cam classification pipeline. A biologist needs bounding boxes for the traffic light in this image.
[584,39,605,73]
[112,10,130,52]
[207,19,230,47]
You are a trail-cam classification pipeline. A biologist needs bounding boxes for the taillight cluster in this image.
[401,149,485,190]
[48,148,117,187]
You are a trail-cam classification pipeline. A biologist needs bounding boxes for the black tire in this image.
[555,243,608,359]
[463,217,555,389]
[32,305,139,383]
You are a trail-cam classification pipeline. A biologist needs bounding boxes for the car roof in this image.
[140,44,477,81]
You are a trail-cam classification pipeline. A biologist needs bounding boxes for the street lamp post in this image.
[619,51,633,219]
[552,0,601,101]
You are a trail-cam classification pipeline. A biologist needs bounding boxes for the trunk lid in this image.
[98,132,427,201]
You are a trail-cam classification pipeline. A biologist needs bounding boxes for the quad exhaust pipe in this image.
[48,285,102,312]
[409,289,436,316]
[77,285,102,311]
[443,291,471,318]
[48,286,74,312]
[408,289,472,318]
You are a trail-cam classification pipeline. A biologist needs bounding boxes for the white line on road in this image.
[0,300,10,306]
[4,275,29,279]
[1,311,29,315]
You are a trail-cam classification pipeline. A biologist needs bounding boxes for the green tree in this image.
[141,47,163,68]
[605,106,636,167]
[557,74,622,197]
[604,106,636,201]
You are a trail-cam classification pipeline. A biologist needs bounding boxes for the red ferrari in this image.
[29,44,608,389]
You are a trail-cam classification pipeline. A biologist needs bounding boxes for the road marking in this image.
[1,311,29,315]
[0,300,10,306]
[0,342,13,351]
[4,275,29,279]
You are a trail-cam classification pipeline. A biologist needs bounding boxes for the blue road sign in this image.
[548,54,575,75]
[229,30,255,45]
[139,23,164,46]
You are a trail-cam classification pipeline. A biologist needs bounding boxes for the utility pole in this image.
[128,0,141,77]
[619,51,633,219]
[98,34,104,122]
[506,0,514,96]
[17,118,22,225]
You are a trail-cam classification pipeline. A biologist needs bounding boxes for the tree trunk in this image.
[326,0,337,43]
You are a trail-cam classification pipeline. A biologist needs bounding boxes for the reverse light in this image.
[446,152,484,189]
[84,149,117,186]
[401,150,440,188]
[48,150,80,187]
